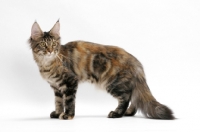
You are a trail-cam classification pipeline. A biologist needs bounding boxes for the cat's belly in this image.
[41,69,109,90]
[94,81,108,90]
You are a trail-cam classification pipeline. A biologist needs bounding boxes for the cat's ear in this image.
[50,20,60,39]
[31,22,43,40]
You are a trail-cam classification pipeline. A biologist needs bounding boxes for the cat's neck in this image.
[33,52,57,70]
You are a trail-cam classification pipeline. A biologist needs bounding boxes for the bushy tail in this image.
[129,79,174,119]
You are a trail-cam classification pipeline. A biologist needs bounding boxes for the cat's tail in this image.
[126,77,175,119]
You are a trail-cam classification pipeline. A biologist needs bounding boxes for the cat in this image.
[29,20,174,120]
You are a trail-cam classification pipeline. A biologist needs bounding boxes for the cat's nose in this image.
[47,49,53,54]
[47,49,54,55]
[47,51,54,55]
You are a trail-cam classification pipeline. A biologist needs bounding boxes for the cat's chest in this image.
[40,70,51,81]
[40,70,59,87]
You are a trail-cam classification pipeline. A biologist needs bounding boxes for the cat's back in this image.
[62,40,130,57]
[60,41,142,82]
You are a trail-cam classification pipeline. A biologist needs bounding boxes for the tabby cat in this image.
[29,20,174,120]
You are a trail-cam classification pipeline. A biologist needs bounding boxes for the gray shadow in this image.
[13,117,51,121]
[75,115,106,119]
[13,115,107,121]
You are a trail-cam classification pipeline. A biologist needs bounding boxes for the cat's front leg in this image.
[50,88,64,118]
[59,74,78,120]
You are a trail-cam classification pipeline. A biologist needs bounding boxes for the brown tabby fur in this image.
[29,20,174,120]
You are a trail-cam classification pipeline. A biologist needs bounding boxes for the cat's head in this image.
[29,20,60,57]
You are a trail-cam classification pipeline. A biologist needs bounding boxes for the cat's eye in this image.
[52,42,57,46]
[40,42,46,47]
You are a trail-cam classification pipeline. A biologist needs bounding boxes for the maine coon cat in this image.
[29,20,174,120]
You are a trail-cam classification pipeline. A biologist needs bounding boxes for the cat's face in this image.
[33,35,60,57]
[30,21,60,57]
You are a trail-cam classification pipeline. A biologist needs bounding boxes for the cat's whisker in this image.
[56,54,63,63]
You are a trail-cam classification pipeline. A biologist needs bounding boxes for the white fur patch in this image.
[59,112,65,119]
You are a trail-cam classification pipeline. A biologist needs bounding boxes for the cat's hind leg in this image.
[107,98,130,118]
[124,103,137,116]
[106,75,132,118]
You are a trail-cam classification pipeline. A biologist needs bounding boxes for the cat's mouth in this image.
[45,52,56,57]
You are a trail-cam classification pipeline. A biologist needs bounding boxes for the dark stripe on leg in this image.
[55,91,63,98]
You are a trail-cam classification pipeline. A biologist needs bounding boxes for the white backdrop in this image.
[0,0,200,131]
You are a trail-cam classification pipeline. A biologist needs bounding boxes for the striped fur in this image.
[29,21,174,120]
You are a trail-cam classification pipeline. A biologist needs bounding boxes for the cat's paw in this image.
[59,112,74,120]
[50,111,60,118]
[108,111,122,118]
[124,108,137,116]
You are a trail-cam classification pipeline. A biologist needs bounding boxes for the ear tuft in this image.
[50,21,60,39]
[31,22,43,40]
